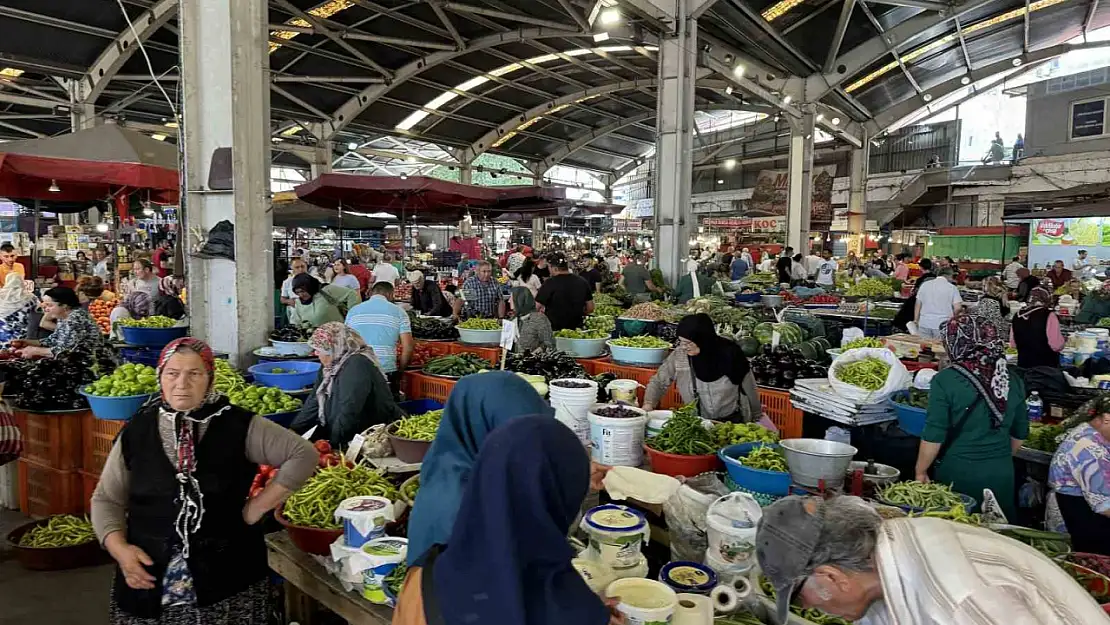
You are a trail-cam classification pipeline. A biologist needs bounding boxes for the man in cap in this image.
[757,495,1104,624]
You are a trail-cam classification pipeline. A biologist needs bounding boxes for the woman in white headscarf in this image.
[741,247,754,268]
[0,273,37,343]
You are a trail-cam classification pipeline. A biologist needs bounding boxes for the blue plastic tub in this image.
[120,325,189,347]
[734,293,762,303]
[607,341,670,367]
[264,410,299,428]
[719,443,792,496]
[892,392,926,437]
[248,361,321,391]
[119,346,161,367]
[80,391,155,421]
[399,399,444,415]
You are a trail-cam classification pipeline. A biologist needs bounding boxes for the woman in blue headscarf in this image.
[406,371,553,563]
[392,417,614,625]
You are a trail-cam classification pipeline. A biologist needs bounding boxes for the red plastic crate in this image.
[13,409,86,471]
[757,386,803,438]
[81,413,125,476]
[18,458,83,517]
[591,360,683,409]
[450,343,501,366]
[80,470,100,514]
[402,371,458,403]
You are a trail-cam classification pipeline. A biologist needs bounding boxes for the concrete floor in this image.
[0,509,112,625]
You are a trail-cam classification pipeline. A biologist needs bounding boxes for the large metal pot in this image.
[780,438,857,489]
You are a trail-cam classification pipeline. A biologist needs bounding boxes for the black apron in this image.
[1056,493,1110,556]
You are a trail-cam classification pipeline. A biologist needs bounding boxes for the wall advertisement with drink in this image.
[1028,217,1110,269]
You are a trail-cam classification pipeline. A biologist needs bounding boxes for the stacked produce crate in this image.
[79,414,125,514]
[12,409,88,517]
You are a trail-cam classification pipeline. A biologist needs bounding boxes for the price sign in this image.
[500,319,517,351]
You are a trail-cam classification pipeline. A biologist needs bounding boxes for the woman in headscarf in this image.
[288,273,359,329]
[408,270,451,317]
[642,313,762,422]
[15,287,109,359]
[110,290,152,325]
[89,338,317,625]
[393,417,616,625]
[152,276,187,321]
[973,276,1011,337]
[914,313,1029,519]
[0,273,37,343]
[510,287,553,353]
[406,371,554,564]
[289,322,402,447]
[1048,393,1110,555]
[1010,286,1064,369]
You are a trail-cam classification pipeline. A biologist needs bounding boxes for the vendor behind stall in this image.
[510,287,553,352]
[674,267,715,304]
[289,322,402,447]
[289,274,359,328]
[453,261,505,319]
[914,313,1028,519]
[535,255,593,332]
[408,270,452,317]
[643,314,761,422]
[1010,287,1064,369]
[15,287,107,358]
[1049,393,1110,555]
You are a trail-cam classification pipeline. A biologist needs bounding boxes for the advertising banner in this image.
[748,165,837,222]
[1032,218,1101,246]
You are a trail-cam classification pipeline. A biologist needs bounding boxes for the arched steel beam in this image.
[539,111,655,171]
[76,0,178,104]
[317,27,583,141]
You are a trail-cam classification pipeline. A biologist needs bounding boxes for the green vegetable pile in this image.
[228,384,302,415]
[833,357,891,391]
[910,504,981,526]
[843,278,895,298]
[610,336,671,349]
[18,515,95,548]
[554,328,609,339]
[457,318,501,330]
[213,359,246,394]
[385,561,409,596]
[593,293,621,308]
[392,410,443,441]
[118,315,177,328]
[1098,317,1110,328]
[843,337,885,350]
[282,464,398,529]
[877,481,965,511]
[760,576,853,625]
[400,476,420,503]
[585,315,615,333]
[594,305,625,317]
[739,445,788,472]
[710,422,779,447]
[84,363,158,397]
[996,527,1071,558]
[713,613,767,625]
[422,353,491,377]
[894,388,929,409]
[648,403,716,455]
[1025,422,1065,453]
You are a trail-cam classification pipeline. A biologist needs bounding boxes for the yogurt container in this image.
[659,561,718,595]
[646,410,673,438]
[334,496,395,548]
[1061,348,1076,367]
[606,379,641,404]
[606,578,678,625]
[359,537,408,605]
[609,554,650,580]
[1076,350,1096,367]
[573,557,617,593]
[581,504,649,569]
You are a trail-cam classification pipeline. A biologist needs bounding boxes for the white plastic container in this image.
[705,493,762,569]
[1075,331,1099,351]
[359,537,409,605]
[610,554,650,580]
[646,410,674,438]
[549,378,599,444]
[334,496,395,548]
[588,403,648,466]
[581,504,649,569]
[573,557,617,593]
[607,578,679,625]
[704,548,752,586]
[1061,348,1077,367]
[1077,350,1096,367]
[606,379,641,404]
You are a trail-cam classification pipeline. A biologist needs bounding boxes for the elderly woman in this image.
[288,274,359,329]
[510,287,553,352]
[289,322,402,447]
[1010,286,1064,369]
[1048,394,1110,555]
[0,273,37,343]
[90,338,317,624]
[153,276,187,321]
[914,313,1029,519]
[15,287,107,358]
[974,276,1011,338]
[642,313,762,422]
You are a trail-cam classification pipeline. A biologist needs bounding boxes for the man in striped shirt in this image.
[345,281,412,395]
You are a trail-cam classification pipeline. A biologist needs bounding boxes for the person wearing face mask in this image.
[89,338,317,625]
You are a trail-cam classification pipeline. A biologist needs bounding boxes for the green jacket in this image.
[290,355,404,446]
[290,285,361,328]
[674,272,716,304]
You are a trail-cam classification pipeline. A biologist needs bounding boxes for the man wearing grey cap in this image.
[756,495,1105,625]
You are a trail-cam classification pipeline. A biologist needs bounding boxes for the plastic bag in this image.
[662,474,730,562]
[359,424,393,458]
[912,369,936,390]
[839,327,865,346]
[828,347,911,404]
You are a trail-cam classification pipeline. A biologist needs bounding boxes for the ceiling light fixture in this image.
[782,95,792,105]
[961,76,971,85]
[733,65,745,78]
[816,114,824,122]
[143,208,155,217]
[400,174,408,180]
[922,93,933,102]
[831,117,841,125]
[593,32,610,42]
[96,222,110,233]
[717,179,725,184]
[347,142,359,151]
[48,180,60,193]
[1012,57,1023,66]
[724,159,737,170]
[725,86,733,95]
[600,8,620,25]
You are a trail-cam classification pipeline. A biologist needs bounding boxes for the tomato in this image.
[314,440,332,455]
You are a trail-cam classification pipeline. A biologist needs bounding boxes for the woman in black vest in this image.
[1010,287,1065,369]
[90,338,317,624]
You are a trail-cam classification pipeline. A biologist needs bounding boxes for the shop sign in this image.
[612,218,641,232]
[701,217,783,232]
[1031,218,1101,246]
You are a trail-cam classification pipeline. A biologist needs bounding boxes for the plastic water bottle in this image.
[1027,391,1044,423]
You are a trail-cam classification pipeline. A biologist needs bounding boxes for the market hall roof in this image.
[0,0,1108,177]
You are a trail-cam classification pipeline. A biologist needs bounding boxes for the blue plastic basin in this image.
[80,391,155,421]
[248,361,321,391]
[607,341,669,367]
[719,443,792,496]
[892,392,926,437]
[399,399,444,415]
[120,325,189,347]
[119,346,162,367]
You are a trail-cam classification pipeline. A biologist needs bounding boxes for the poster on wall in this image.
[748,165,837,223]
[1032,218,1102,246]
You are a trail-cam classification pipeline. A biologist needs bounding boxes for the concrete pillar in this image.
[785,110,815,252]
[652,1,699,284]
[310,141,333,178]
[180,0,273,365]
[976,193,1005,226]
[459,165,472,185]
[532,217,546,250]
[847,145,866,248]
[68,86,100,226]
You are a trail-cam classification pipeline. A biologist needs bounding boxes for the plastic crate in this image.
[399,399,445,415]
[591,360,683,409]
[12,409,86,471]
[576,356,610,376]
[450,343,501,366]
[80,470,100,514]
[401,372,458,403]
[757,386,803,439]
[17,458,83,517]
[405,340,456,369]
[81,413,125,476]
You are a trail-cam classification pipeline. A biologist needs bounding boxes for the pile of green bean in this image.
[610,335,671,349]
[422,354,491,377]
[833,357,890,391]
[385,562,409,595]
[760,576,853,625]
[997,527,1071,558]
[400,476,420,503]
[18,515,95,548]
[457,318,501,330]
[739,445,788,472]
[648,409,716,456]
[282,464,398,529]
[393,410,443,441]
[878,481,964,511]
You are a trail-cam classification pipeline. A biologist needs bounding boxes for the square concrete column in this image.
[180,0,273,365]
[847,145,867,241]
[786,111,815,251]
[310,141,334,178]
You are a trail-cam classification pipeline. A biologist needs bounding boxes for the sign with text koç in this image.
[701,216,783,232]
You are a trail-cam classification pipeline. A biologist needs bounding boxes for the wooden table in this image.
[266,532,394,625]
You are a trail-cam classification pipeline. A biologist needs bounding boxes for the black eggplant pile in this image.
[270,324,312,342]
[505,349,587,382]
[750,344,828,390]
[410,315,459,341]
[0,350,106,411]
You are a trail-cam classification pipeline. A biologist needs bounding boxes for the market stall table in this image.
[266,531,393,625]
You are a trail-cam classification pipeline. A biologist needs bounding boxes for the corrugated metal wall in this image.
[869,121,961,173]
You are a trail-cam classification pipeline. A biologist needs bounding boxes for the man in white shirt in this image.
[1002,255,1024,289]
[914,267,962,338]
[1073,249,1095,280]
[507,246,527,276]
[804,253,823,278]
[130,259,161,301]
[372,252,400,285]
[280,258,308,316]
[815,250,838,287]
[757,495,1106,625]
[685,253,700,274]
[92,248,111,281]
[758,254,776,273]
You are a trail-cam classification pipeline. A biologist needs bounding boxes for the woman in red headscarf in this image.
[90,338,318,625]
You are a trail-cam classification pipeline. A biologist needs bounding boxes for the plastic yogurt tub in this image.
[582,504,649,569]
[607,578,678,625]
[659,561,718,595]
[360,537,408,605]
[334,496,394,548]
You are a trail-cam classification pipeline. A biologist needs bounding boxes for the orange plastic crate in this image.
[18,458,83,517]
[591,360,682,409]
[450,343,501,366]
[576,356,610,376]
[80,470,100,514]
[402,371,458,403]
[81,413,126,476]
[758,386,803,438]
[405,340,455,369]
[13,409,86,471]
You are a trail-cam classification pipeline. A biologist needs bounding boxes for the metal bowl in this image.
[779,438,858,489]
[847,461,900,487]
[761,294,784,308]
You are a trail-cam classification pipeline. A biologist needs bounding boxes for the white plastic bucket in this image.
[550,378,599,444]
[606,379,641,404]
[1076,332,1099,351]
[704,548,752,586]
[334,496,394,548]
[609,554,650,580]
[588,403,648,466]
[1077,350,1096,367]
[607,578,678,625]
[705,493,762,568]
[582,504,649,569]
[359,537,408,605]
[646,410,673,438]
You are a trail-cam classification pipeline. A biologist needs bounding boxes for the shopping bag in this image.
[828,347,911,404]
